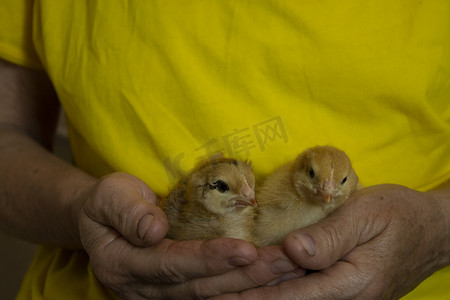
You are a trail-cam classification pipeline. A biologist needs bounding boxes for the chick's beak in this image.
[323,192,333,204]
[238,182,257,207]
[317,189,334,203]
[320,178,335,204]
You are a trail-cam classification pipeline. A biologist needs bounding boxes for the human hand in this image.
[215,184,450,299]
[78,172,303,299]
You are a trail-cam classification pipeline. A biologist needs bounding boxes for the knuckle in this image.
[240,271,264,287]
[84,176,116,213]
[320,222,344,251]
[89,258,119,288]
[160,259,186,283]
[199,243,224,272]
[149,243,188,284]
[190,280,216,299]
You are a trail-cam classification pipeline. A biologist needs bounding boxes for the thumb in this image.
[283,192,383,270]
[83,172,168,247]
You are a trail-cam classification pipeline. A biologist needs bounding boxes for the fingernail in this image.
[228,256,252,266]
[138,214,154,240]
[294,233,317,256]
[270,259,296,274]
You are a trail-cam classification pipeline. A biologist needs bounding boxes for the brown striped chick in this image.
[160,155,257,242]
[254,146,360,247]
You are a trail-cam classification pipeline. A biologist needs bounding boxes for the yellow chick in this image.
[254,146,360,247]
[160,154,257,242]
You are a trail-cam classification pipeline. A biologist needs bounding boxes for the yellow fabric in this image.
[0,0,448,299]
[0,0,41,68]
[18,247,118,300]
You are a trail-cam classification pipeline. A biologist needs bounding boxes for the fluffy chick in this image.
[254,146,360,247]
[160,154,257,242]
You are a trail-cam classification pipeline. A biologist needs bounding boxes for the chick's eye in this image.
[308,168,315,179]
[210,180,229,193]
[341,176,348,184]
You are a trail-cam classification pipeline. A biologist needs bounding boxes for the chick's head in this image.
[291,146,359,205]
[190,157,256,215]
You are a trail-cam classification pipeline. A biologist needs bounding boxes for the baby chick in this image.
[254,146,360,247]
[160,154,257,242]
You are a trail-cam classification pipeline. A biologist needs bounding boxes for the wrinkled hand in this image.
[215,184,450,299]
[78,172,302,299]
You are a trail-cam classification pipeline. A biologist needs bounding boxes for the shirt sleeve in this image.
[0,0,42,68]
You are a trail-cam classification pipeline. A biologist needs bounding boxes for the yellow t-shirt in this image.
[1,0,449,299]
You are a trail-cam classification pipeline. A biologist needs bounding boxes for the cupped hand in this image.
[78,172,302,299]
[215,184,449,299]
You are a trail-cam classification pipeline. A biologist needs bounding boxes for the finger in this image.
[214,242,385,300]
[265,268,306,286]
[283,187,387,270]
[80,224,259,295]
[126,238,258,284]
[213,261,362,300]
[160,246,306,298]
[84,172,168,246]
